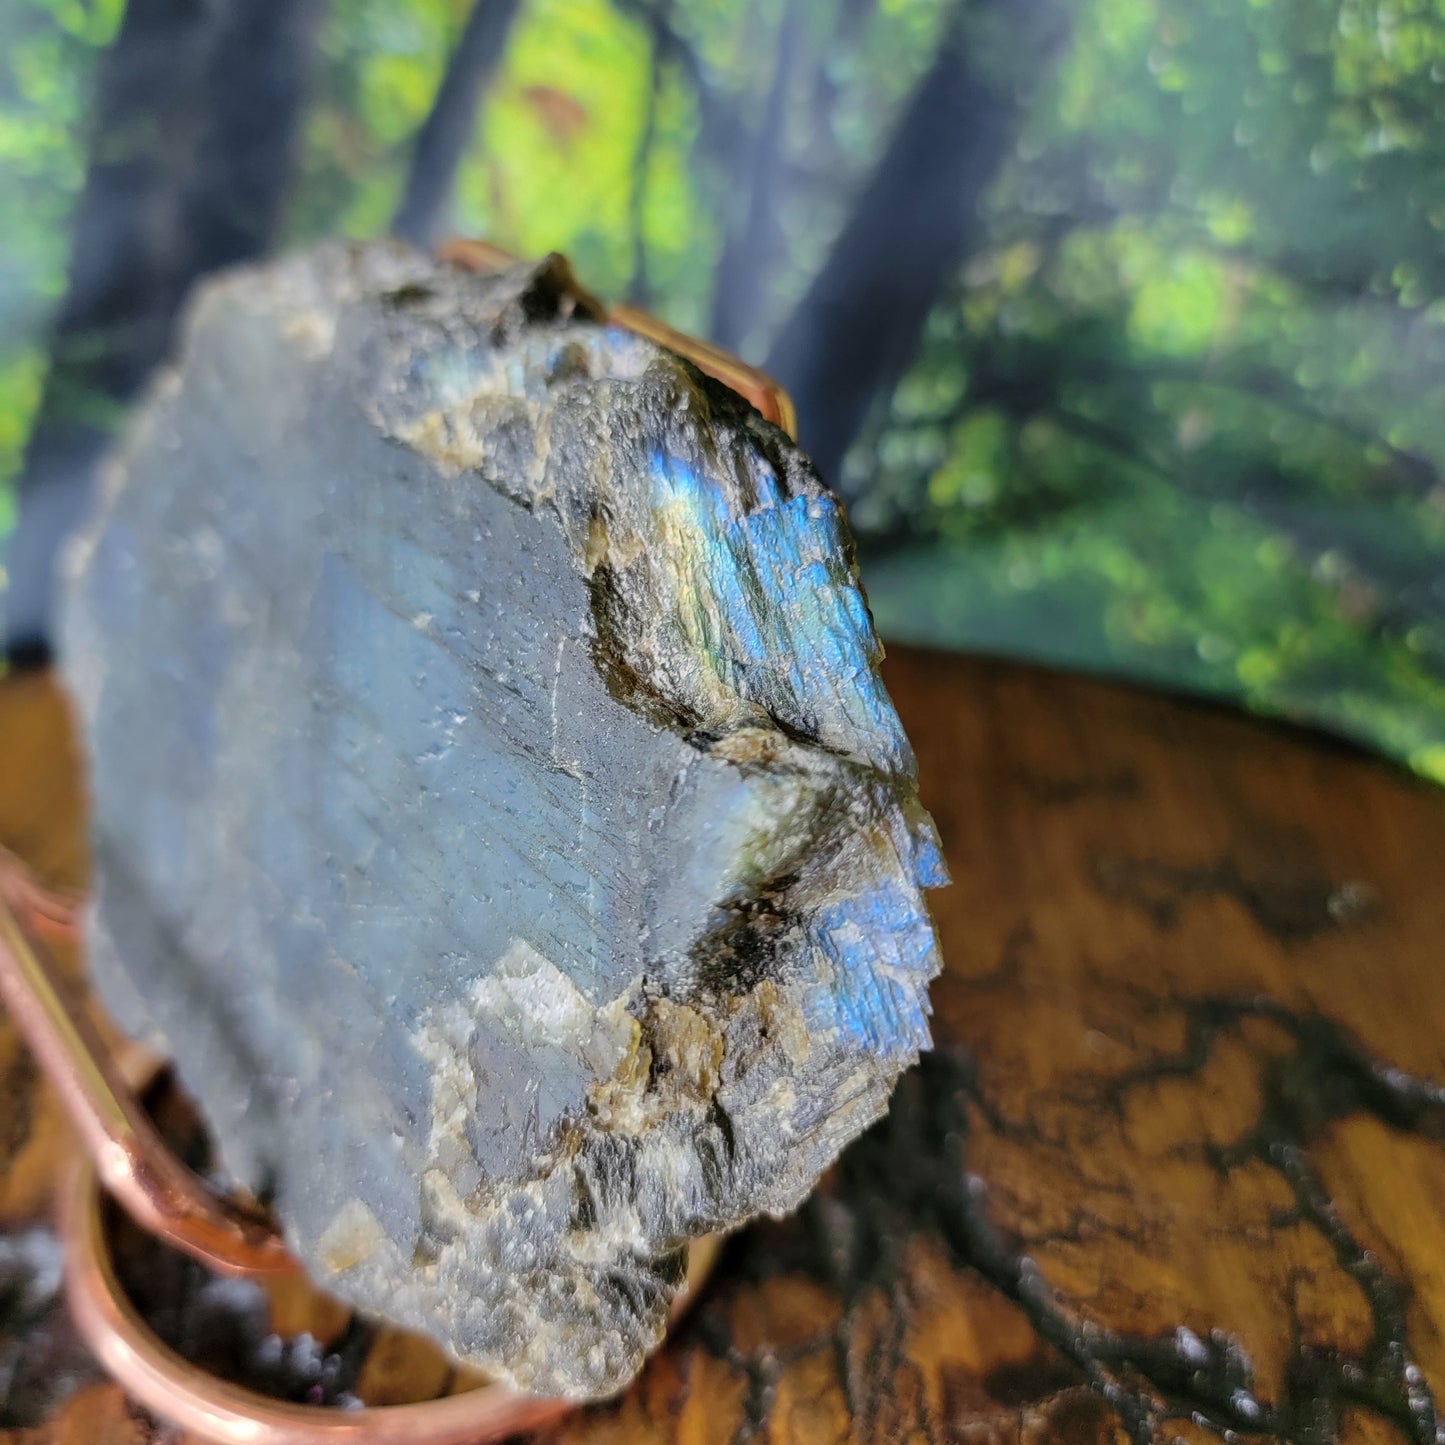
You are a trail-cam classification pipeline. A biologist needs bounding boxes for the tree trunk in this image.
[392,0,525,249]
[708,0,801,353]
[765,7,1047,490]
[5,0,322,659]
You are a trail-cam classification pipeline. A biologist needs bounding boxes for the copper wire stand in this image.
[0,271,795,1442]
[0,859,574,1442]
[0,827,728,1444]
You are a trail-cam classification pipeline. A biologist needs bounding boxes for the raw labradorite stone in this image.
[60,243,948,1398]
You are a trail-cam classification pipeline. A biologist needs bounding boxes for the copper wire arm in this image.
[611,302,799,437]
[0,842,81,945]
[0,867,295,1278]
[439,237,799,437]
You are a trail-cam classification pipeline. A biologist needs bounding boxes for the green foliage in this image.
[465,0,659,296]
[0,0,121,606]
[3,0,1445,780]
[842,0,1445,781]
[289,0,468,240]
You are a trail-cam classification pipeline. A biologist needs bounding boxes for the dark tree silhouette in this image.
[626,0,673,307]
[707,0,801,351]
[5,0,322,659]
[765,4,1059,490]
[392,0,526,248]
[612,0,736,177]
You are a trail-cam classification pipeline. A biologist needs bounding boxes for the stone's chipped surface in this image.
[59,243,948,1399]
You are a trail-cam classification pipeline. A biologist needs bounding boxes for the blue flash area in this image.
[802,870,936,1055]
[907,826,950,891]
[649,451,913,778]
[890,802,950,892]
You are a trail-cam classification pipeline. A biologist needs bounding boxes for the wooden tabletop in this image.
[2,647,1443,1444]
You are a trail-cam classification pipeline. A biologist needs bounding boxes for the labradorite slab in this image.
[60,243,947,1398]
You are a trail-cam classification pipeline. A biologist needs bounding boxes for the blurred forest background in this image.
[2,0,1445,779]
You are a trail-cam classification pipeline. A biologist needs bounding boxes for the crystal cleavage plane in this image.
[60,244,948,1399]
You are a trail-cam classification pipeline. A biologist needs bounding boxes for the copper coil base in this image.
[59,1149,573,1444]
[59,1149,720,1443]
[0,839,723,1444]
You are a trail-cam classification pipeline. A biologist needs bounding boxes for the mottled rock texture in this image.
[59,243,946,1398]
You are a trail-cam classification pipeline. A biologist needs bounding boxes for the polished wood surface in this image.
[3,649,1443,1443]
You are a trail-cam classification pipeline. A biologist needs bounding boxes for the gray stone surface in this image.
[60,243,947,1398]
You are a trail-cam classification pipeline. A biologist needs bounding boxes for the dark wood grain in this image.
[3,648,1443,1443]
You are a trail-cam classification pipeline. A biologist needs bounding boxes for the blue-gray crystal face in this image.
[59,243,947,1398]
